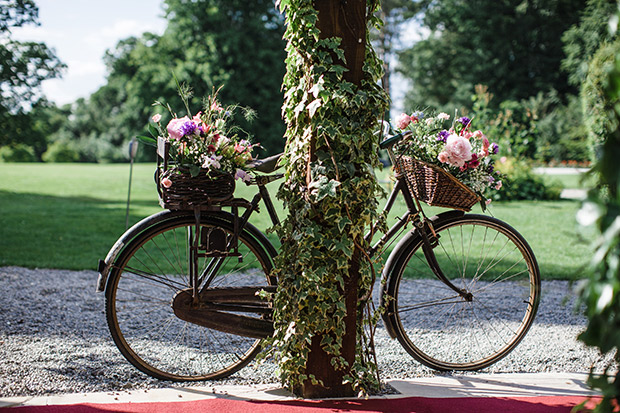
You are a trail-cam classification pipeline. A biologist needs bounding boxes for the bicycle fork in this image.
[413,215,473,302]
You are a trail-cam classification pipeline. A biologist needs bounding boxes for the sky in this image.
[12,0,167,106]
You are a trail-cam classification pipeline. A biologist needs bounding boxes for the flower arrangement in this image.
[393,111,502,202]
[148,84,258,186]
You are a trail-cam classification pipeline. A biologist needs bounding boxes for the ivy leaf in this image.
[307,99,322,118]
[309,176,340,201]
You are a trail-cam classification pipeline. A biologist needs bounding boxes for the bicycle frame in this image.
[241,149,472,301]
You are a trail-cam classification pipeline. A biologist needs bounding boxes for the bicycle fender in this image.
[96,210,183,292]
[96,209,277,293]
[380,209,464,339]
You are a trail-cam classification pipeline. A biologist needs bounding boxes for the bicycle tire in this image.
[382,214,540,371]
[104,212,276,381]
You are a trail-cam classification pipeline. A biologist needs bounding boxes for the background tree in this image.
[398,0,587,111]
[0,0,65,156]
[372,0,426,99]
[51,0,286,162]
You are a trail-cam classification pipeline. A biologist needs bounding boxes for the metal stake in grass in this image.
[125,137,138,230]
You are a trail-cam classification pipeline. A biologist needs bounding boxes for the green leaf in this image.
[136,135,157,147]
[189,165,201,177]
[307,99,322,118]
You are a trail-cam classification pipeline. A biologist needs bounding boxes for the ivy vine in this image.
[260,0,388,395]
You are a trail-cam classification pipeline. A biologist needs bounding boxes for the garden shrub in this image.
[0,144,36,162]
[471,85,590,165]
[581,38,620,162]
[42,140,80,162]
[493,157,563,201]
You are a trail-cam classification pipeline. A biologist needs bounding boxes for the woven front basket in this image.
[397,156,480,211]
[157,167,235,210]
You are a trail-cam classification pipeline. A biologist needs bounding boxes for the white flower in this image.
[235,168,252,183]
[437,112,450,120]
[202,154,222,169]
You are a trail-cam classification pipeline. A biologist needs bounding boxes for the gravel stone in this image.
[0,267,612,398]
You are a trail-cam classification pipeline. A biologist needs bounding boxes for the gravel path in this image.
[0,266,611,398]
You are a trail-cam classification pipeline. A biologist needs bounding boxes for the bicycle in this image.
[96,129,541,382]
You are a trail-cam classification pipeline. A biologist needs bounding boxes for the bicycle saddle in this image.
[247,153,283,173]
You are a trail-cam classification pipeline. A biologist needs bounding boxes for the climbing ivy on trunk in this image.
[261,0,388,395]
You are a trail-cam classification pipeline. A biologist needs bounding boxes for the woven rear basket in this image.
[397,156,480,211]
[158,167,235,210]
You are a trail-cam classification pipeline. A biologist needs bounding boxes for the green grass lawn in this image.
[0,162,594,280]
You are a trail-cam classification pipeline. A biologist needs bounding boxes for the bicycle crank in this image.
[171,286,276,339]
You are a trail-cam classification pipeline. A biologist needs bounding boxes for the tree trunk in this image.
[298,0,367,399]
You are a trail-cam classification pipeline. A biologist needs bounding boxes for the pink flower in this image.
[211,101,223,112]
[234,143,247,153]
[442,134,472,167]
[396,113,411,130]
[495,181,503,190]
[151,114,162,123]
[437,112,450,120]
[437,152,449,163]
[486,199,492,206]
[161,177,172,188]
[166,116,190,141]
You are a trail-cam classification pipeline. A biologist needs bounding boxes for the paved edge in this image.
[0,372,598,408]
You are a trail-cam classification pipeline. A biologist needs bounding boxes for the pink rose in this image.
[396,113,411,130]
[166,116,190,141]
[161,177,172,188]
[437,152,449,163]
[443,134,472,167]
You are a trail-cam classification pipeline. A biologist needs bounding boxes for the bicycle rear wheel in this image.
[383,214,540,371]
[105,213,275,381]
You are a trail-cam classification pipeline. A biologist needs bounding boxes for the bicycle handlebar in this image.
[379,131,412,150]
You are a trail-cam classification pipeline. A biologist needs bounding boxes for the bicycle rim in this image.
[387,214,540,371]
[105,214,275,381]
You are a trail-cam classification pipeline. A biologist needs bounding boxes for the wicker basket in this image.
[155,137,235,210]
[397,156,480,211]
[157,167,235,210]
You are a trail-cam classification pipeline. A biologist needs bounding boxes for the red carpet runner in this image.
[7,395,600,412]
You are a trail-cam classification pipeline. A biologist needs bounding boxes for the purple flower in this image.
[437,130,450,143]
[457,116,471,126]
[413,111,425,119]
[181,121,197,136]
[490,143,499,154]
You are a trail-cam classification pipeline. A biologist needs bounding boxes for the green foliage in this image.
[471,85,589,163]
[576,6,620,411]
[581,38,620,162]
[41,140,79,162]
[51,0,286,162]
[398,0,586,111]
[0,0,65,150]
[262,0,388,395]
[561,0,617,87]
[0,143,35,162]
[493,157,562,201]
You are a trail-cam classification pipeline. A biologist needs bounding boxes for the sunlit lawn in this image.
[0,162,593,280]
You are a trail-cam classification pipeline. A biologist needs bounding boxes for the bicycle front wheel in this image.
[383,214,540,371]
[105,213,275,381]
